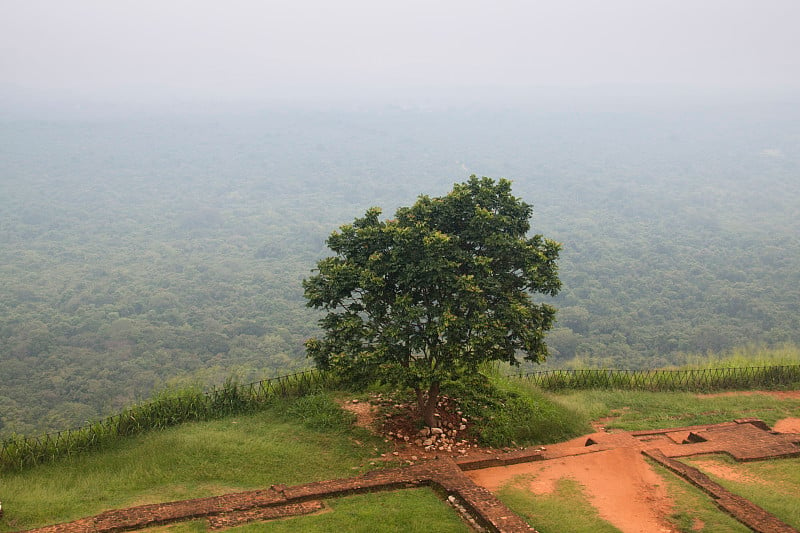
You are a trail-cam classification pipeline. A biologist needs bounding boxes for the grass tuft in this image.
[444,371,591,448]
[281,392,356,432]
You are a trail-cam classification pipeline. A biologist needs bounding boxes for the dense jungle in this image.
[1,102,799,436]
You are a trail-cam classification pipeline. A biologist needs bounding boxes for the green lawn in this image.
[4,385,799,532]
[0,402,387,532]
[550,389,800,430]
[681,455,800,529]
[648,461,750,533]
[146,488,470,532]
[497,478,621,533]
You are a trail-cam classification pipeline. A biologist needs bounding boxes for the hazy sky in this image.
[2,0,799,108]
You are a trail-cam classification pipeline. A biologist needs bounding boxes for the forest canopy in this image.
[1,105,799,436]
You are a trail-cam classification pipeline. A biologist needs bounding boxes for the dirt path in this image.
[466,416,800,533]
[467,445,675,533]
[340,391,800,532]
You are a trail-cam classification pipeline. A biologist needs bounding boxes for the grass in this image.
[497,477,621,533]
[225,488,470,532]
[282,392,357,432]
[0,395,387,532]
[147,488,471,532]
[648,461,750,533]
[550,389,800,430]
[1,372,333,473]
[681,455,800,529]
[3,363,799,532]
[444,371,593,447]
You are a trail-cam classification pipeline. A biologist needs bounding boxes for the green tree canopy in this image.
[303,176,561,426]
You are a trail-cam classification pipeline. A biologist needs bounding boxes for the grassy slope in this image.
[0,399,387,532]
[3,374,800,532]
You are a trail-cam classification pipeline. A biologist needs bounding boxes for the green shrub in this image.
[444,372,591,448]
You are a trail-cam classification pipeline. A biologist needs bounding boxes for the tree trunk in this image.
[421,381,440,428]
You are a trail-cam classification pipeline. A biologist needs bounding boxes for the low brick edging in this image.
[455,448,546,471]
[21,457,534,533]
[643,448,798,533]
[17,418,800,533]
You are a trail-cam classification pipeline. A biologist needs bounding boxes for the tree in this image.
[303,176,561,427]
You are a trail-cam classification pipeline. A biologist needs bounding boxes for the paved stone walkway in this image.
[19,418,800,533]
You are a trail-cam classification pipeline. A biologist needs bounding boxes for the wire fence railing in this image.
[1,369,332,473]
[4,365,799,473]
[517,365,800,392]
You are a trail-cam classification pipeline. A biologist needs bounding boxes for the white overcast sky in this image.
[1,0,799,107]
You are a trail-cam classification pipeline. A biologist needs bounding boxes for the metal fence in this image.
[4,365,799,473]
[517,365,800,392]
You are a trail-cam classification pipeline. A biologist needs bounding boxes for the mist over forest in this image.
[1,99,799,437]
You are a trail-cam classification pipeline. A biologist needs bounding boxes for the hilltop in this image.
[3,361,800,532]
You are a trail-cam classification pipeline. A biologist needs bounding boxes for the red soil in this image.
[773,417,800,433]
[467,444,675,533]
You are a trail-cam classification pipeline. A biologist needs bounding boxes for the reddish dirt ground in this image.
[466,416,800,533]
[466,443,675,533]
[686,458,763,484]
[773,417,800,433]
[341,392,800,533]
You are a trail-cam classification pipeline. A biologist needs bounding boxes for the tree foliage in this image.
[304,176,561,425]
